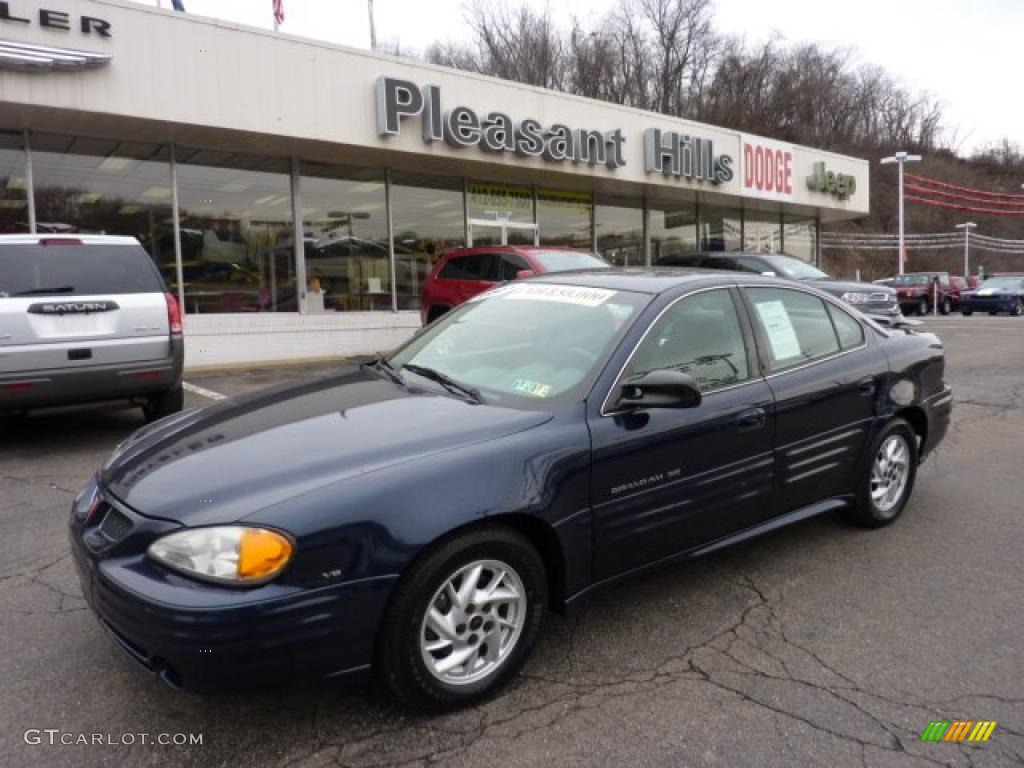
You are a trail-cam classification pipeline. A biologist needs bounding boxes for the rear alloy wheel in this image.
[847,418,918,528]
[917,297,929,316]
[142,384,184,422]
[378,526,546,710]
[940,297,952,315]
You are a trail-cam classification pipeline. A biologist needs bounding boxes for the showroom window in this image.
[743,210,783,253]
[467,180,535,246]
[0,132,28,234]
[783,216,818,264]
[175,150,295,314]
[699,205,742,252]
[650,203,698,265]
[595,200,644,266]
[391,173,465,310]
[299,164,390,312]
[29,134,175,281]
[538,188,593,248]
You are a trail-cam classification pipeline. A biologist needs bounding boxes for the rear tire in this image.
[846,418,918,528]
[917,297,929,316]
[377,525,547,711]
[940,297,951,315]
[426,305,450,324]
[143,384,184,422]
[962,307,973,316]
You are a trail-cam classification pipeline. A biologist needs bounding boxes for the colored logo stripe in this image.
[921,720,997,742]
[921,721,949,741]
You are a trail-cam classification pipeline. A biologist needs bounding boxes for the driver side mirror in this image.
[515,269,537,280]
[616,370,702,410]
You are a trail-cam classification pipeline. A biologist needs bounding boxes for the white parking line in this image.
[183,381,227,401]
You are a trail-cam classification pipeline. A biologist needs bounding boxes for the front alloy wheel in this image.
[1012,299,1024,317]
[420,560,526,686]
[378,525,546,709]
[918,297,929,316]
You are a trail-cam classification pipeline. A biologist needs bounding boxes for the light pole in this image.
[880,151,922,275]
[368,0,377,50]
[955,222,976,277]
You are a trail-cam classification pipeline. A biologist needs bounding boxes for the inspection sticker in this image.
[512,379,553,397]
[500,284,617,307]
[754,300,802,361]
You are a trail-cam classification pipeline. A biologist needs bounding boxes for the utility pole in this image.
[880,151,922,275]
[368,0,377,50]
[955,222,977,277]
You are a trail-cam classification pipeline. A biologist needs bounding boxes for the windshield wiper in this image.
[402,364,483,404]
[12,285,74,296]
[362,355,405,386]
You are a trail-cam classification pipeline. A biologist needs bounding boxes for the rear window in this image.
[0,243,165,297]
[530,251,609,273]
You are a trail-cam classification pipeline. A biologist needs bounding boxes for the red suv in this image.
[420,246,610,324]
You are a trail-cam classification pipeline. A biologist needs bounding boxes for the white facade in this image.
[0,0,871,370]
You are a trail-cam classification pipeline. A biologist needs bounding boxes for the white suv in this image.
[0,235,184,421]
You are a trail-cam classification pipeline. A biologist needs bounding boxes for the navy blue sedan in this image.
[960,276,1024,316]
[71,271,951,709]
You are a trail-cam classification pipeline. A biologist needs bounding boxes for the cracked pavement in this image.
[1,316,1022,767]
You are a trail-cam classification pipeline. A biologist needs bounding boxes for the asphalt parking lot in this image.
[1,316,1022,768]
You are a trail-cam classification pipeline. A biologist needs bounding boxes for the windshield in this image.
[0,243,164,297]
[890,275,931,286]
[978,277,1024,291]
[530,250,610,273]
[766,255,828,280]
[388,283,650,409]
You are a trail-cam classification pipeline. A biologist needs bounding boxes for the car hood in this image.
[809,278,897,297]
[100,365,553,526]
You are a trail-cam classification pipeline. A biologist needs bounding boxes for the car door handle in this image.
[734,407,766,431]
[857,377,877,396]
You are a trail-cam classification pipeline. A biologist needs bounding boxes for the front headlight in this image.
[841,291,872,304]
[148,526,294,585]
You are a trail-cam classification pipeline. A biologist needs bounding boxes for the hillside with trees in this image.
[393,0,1022,279]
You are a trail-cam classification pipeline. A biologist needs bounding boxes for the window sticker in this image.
[754,300,802,361]
[500,283,617,307]
[512,378,553,398]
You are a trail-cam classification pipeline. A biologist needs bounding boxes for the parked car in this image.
[420,246,610,324]
[960,276,1024,316]
[948,275,970,310]
[655,251,904,325]
[890,272,953,315]
[72,271,951,709]
[0,235,184,420]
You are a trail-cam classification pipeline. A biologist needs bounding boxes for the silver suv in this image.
[0,235,184,421]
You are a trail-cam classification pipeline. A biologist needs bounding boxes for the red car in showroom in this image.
[420,246,610,323]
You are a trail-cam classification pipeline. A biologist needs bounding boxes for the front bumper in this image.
[0,338,183,411]
[70,486,393,692]
[962,297,1017,313]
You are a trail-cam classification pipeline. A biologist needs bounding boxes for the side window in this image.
[497,254,530,281]
[699,256,739,271]
[733,256,770,274]
[745,287,841,372]
[827,303,865,350]
[627,289,750,392]
[437,254,494,281]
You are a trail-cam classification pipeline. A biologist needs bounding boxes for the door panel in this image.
[590,382,775,579]
[588,287,775,581]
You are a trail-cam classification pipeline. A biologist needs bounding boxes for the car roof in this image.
[530,267,786,295]
[443,246,587,257]
[0,234,141,245]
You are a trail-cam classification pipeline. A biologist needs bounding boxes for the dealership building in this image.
[0,0,870,369]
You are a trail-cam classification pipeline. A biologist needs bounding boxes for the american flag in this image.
[272,0,284,26]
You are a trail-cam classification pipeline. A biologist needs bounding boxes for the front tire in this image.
[917,297,929,316]
[1012,299,1024,317]
[962,307,973,316]
[377,525,547,710]
[940,297,952,315]
[142,384,183,422]
[847,418,918,528]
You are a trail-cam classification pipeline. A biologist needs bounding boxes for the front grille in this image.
[868,292,895,303]
[98,507,133,544]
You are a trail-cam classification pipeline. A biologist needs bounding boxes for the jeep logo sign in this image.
[806,161,857,199]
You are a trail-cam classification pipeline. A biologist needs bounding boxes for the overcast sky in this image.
[166,0,1019,155]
